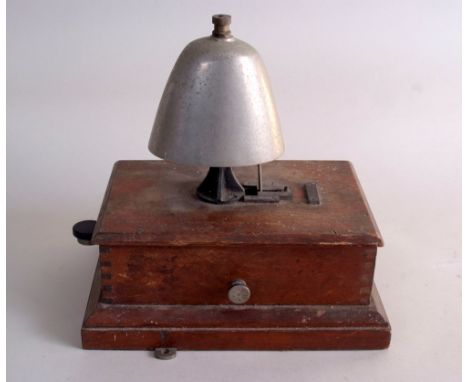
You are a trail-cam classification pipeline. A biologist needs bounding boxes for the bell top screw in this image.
[212,14,232,38]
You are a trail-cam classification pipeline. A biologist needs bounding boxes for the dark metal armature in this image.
[196,165,293,204]
[196,167,244,204]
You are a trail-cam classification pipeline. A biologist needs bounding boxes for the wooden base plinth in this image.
[82,263,391,350]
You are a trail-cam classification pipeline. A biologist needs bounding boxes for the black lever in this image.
[72,220,96,245]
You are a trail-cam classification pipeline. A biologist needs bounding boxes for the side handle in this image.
[72,220,97,245]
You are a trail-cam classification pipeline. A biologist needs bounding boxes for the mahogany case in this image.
[81,160,391,350]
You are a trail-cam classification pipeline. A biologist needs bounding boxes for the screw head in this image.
[228,279,251,304]
[212,14,232,38]
[212,14,231,27]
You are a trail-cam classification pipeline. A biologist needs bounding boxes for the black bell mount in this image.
[196,167,244,204]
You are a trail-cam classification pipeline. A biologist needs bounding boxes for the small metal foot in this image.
[154,348,177,360]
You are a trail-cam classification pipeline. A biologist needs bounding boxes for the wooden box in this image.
[82,160,391,350]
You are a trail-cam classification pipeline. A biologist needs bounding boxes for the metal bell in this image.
[148,14,284,168]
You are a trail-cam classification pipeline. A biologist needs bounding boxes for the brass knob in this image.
[228,279,251,304]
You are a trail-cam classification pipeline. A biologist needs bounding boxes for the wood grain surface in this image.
[81,160,390,350]
[82,263,391,350]
[99,245,376,305]
[92,160,383,247]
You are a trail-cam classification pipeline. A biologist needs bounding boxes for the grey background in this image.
[7,0,461,381]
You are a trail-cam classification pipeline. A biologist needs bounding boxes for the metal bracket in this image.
[196,167,244,204]
[241,164,291,203]
[242,183,292,203]
[304,183,320,205]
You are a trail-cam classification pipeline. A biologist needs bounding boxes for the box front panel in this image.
[99,245,376,305]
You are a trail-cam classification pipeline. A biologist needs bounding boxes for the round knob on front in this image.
[228,279,251,304]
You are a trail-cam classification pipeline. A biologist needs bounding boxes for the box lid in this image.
[92,160,383,247]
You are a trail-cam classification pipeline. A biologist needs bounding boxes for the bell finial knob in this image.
[212,14,232,38]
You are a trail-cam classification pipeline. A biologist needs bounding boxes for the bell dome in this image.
[148,14,284,167]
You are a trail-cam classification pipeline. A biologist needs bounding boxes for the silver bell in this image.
[148,15,284,203]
